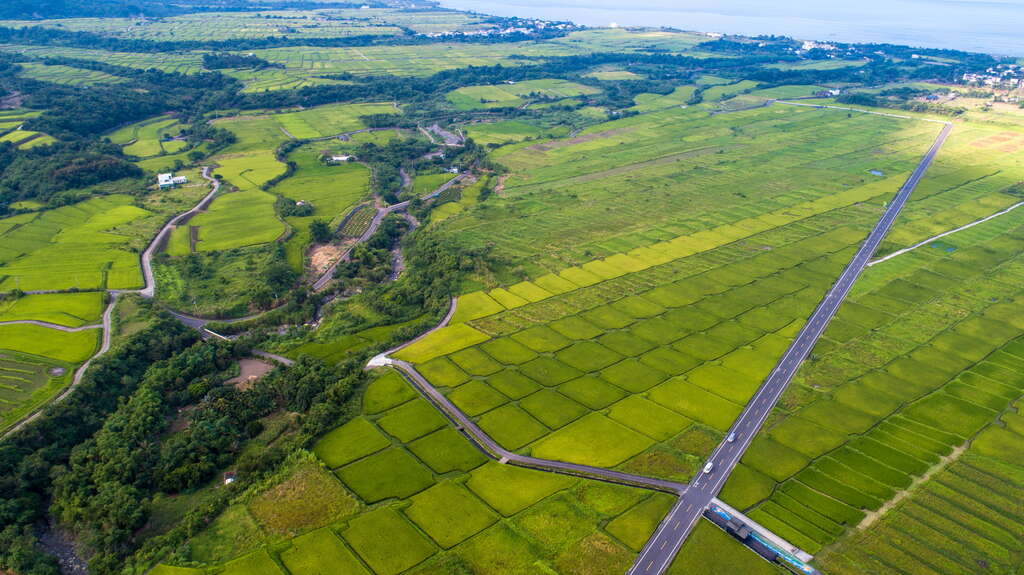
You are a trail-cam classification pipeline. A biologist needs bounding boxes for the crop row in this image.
[724,204,1024,554]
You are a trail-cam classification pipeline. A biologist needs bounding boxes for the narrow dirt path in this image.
[312,173,467,292]
[0,320,101,332]
[868,199,1024,266]
[858,441,969,530]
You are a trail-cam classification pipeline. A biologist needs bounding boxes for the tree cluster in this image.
[0,317,198,575]
[334,214,407,287]
[50,347,360,573]
[202,52,280,70]
[0,140,142,211]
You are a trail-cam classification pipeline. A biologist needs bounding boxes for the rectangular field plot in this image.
[732,199,1024,554]
[16,62,126,86]
[342,508,436,575]
[189,189,285,252]
[0,352,71,431]
[436,102,939,280]
[404,481,498,548]
[0,292,104,327]
[0,324,98,364]
[280,528,369,575]
[0,195,150,291]
[447,79,600,110]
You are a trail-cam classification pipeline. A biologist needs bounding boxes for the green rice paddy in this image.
[0,194,151,292]
[16,62,126,86]
[158,367,669,574]
[0,351,72,432]
[446,79,600,110]
[108,115,188,158]
[718,174,1024,559]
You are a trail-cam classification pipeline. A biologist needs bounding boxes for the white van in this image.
[703,462,714,474]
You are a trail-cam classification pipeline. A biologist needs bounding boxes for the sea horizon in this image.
[440,0,1024,57]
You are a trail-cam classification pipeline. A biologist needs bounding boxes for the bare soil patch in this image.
[309,242,349,275]
[0,91,23,109]
[493,174,510,196]
[226,358,274,390]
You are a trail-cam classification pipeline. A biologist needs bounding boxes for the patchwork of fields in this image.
[446,79,601,110]
[0,194,157,427]
[436,103,938,282]
[713,181,1024,563]
[395,210,877,479]
[173,102,395,254]
[814,402,1024,574]
[2,13,1022,574]
[0,9,489,41]
[0,27,710,95]
[108,115,188,158]
[371,102,1024,572]
[159,368,682,575]
[0,351,73,432]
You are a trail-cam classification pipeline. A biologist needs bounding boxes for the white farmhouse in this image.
[157,173,188,189]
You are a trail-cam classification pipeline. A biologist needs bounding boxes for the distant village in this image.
[962,64,1024,90]
[422,17,579,39]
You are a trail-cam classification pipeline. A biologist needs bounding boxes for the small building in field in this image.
[223,471,237,485]
[157,173,188,189]
[326,154,354,164]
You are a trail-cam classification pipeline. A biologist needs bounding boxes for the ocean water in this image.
[440,0,1024,56]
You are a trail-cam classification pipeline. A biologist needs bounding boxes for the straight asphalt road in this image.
[627,121,952,575]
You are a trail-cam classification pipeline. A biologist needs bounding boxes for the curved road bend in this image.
[138,166,221,298]
[627,121,953,575]
[371,298,687,494]
[3,168,221,439]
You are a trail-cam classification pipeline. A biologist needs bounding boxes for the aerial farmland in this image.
[0,2,1021,575]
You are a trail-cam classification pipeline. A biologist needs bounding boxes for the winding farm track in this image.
[369,299,688,494]
[312,172,469,292]
[1,169,221,439]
